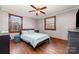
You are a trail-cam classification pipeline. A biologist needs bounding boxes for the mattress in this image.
[21,32,49,48]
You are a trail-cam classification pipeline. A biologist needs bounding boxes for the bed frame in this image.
[20,29,49,48]
[21,38,49,48]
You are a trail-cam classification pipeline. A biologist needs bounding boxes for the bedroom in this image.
[0,5,79,54]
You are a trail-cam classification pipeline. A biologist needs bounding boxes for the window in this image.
[44,16,56,30]
[9,14,23,33]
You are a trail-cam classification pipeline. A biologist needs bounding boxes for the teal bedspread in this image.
[21,32,49,48]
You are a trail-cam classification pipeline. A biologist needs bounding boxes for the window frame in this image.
[8,14,23,33]
[44,16,56,30]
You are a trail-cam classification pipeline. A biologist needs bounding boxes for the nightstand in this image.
[35,30,39,33]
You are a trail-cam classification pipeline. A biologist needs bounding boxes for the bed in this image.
[20,29,49,48]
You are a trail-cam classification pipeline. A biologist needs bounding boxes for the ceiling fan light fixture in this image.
[29,5,47,15]
[35,10,40,14]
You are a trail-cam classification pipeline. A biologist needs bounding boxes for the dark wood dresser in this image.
[68,29,79,54]
[0,33,10,54]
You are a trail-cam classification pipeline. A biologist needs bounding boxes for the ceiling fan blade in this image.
[30,5,37,9]
[40,11,46,14]
[40,7,47,10]
[29,10,35,12]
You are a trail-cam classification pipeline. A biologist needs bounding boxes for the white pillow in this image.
[22,31,29,34]
[28,30,34,33]
[22,30,34,34]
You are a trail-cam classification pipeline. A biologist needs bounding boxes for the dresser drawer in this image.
[68,37,79,42]
[68,46,79,54]
[68,32,79,38]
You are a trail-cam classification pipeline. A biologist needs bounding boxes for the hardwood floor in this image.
[10,37,68,54]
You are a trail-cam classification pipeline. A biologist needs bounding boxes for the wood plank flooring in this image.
[10,38,68,54]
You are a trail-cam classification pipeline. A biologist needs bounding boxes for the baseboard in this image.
[50,37,68,42]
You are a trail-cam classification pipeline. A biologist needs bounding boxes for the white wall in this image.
[0,10,36,39]
[0,10,2,31]
[1,11,8,32]
[23,17,35,29]
[0,10,9,32]
[34,19,40,30]
[37,10,77,40]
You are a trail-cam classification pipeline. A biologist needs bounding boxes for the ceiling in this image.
[0,5,79,20]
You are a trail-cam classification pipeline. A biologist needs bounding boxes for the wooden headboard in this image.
[20,29,34,35]
[22,29,34,30]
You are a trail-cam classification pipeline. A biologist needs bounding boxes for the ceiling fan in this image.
[29,5,47,15]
